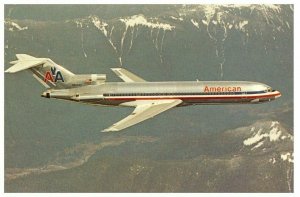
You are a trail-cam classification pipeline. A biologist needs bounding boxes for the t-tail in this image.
[5,54,106,89]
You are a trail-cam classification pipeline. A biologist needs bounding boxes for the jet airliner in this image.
[5,54,281,132]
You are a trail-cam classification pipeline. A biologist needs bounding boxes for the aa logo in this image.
[44,67,64,82]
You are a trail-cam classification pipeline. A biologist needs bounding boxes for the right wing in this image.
[102,99,182,132]
[111,68,146,82]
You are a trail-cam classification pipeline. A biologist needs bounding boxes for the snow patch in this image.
[238,20,248,29]
[203,5,218,23]
[202,20,208,25]
[243,129,265,146]
[269,127,282,142]
[75,20,83,28]
[6,21,28,31]
[90,16,109,37]
[88,14,173,66]
[269,157,276,164]
[251,141,264,150]
[285,21,290,29]
[281,152,294,163]
[191,19,200,28]
[170,16,183,21]
[270,121,279,128]
[244,124,284,148]
[281,136,287,140]
[120,15,175,31]
[89,15,118,60]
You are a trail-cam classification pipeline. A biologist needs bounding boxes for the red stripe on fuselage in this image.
[104,92,281,101]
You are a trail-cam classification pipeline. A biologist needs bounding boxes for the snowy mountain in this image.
[5,120,293,192]
[61,4,292,77]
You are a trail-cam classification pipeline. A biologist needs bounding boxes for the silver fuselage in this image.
[7,54,282,132]
[43,81,281,106]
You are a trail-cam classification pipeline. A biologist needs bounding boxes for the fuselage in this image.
[42,81,281,106]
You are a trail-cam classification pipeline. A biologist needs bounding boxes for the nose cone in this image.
[275,91,281,99]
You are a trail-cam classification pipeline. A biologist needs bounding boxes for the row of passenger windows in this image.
[103,91,265,97]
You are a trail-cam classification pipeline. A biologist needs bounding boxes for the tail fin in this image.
[5,54,75,89]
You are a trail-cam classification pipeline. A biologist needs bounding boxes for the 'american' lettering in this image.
[204,86,242,92]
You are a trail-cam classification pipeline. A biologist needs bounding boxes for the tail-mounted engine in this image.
[69,74,106,87]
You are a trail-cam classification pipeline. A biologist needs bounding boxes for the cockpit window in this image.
[264,87,272,92]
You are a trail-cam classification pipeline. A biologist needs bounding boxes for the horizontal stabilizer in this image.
[16,54,37,60]
[5,54,47,73]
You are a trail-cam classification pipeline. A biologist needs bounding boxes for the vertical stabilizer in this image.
[6,54,75,89]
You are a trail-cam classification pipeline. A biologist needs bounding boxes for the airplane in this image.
[5,54,281,132]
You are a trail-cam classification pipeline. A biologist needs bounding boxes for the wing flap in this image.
[102,99,182,132]
[111,68,146,82]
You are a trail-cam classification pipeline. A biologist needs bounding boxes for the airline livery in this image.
[5,54,281,132]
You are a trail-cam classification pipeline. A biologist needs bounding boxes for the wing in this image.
[102,99,182,132]
[111,68,146,82]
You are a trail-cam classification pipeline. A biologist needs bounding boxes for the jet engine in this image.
[69,74,106,86]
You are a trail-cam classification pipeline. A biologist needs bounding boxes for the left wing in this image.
[102,99,182,132]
